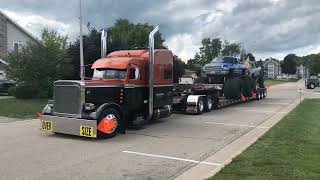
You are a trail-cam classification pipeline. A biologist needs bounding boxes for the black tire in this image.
[197,97,205,114]
[224,77,243,99]
[308,83,316,89]
[97,108,121,139]
[258,73,265,88]
[212,91,220,109]
[204,96,213,112]
[242,76,253,97]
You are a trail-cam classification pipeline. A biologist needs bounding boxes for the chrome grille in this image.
[53,80,85,118]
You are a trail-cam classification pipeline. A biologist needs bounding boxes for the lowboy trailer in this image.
[39,27,267,139]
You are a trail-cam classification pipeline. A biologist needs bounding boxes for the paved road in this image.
[0,81,309,180]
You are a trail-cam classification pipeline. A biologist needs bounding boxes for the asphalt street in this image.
[0,81,309,180]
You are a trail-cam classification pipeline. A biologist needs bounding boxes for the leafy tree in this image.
[6,29,71,98]
[221,41,241,57]
[301,53,320,76]
[173,55,186,83]
[68,29,101,79]
[68,19,166,79]
[281,54,298,74]
[199,38,222,65]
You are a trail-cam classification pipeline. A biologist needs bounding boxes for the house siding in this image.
[0,13,7,58]
[264,60,281,79]
[7,21,34,52]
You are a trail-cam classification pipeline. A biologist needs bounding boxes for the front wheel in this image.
[308,83,316,89]
[97,108,121,139]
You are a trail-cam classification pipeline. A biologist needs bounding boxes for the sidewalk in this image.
[176,80,310,180]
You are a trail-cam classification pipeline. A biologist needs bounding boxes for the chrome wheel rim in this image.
[199,100,204,112]
[207,98,212,110]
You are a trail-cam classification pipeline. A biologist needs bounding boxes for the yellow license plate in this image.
[80,126,95,138]
[41,121,53,131]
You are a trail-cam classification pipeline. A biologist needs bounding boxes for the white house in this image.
[263,58,282,79]
[0,10,39,73]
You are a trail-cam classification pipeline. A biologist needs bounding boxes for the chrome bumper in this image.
[41,115,97,138]
[203,70,228,75]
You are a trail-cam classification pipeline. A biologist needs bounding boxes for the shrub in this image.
[9,83,39,99]
[6,29,72,99]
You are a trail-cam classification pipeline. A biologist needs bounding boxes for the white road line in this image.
[205,122,269,129]
[123,151,220,166]
[232,108,288,114]
[259,102,290,105]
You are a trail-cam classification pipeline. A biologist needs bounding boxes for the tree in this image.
[173,55,186,83]
[221,41,241,57]
[199,38,222,65]
[301,53,320,76]
[281,54,298,74]
[6,29,71,98]
[68,19,166,79]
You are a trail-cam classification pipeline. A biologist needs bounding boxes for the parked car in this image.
[0,72,15,94]
[305,76,319,89]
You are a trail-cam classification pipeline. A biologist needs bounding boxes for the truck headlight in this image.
[84,103,95,111]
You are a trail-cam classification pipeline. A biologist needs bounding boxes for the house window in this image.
[268,63,274,70]
[13,42,23,52]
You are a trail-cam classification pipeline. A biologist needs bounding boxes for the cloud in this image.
[1,0,320,61]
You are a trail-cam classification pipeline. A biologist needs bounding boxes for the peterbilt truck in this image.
[40,27,267,139]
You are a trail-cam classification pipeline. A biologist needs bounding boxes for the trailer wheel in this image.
[204,96,213,112]
[97,108,121,139]
[197,97,205,114]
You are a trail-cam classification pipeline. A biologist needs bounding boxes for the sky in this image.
[1,0,320,62]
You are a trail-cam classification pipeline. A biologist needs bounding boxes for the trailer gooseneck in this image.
[39,26,267,139]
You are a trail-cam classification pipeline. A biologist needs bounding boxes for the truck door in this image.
[126,65,147,111]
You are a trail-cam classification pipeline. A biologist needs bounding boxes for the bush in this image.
[6,29,72,99]
[9,84,39,99]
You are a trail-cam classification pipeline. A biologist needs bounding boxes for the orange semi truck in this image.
[40,27,267,138]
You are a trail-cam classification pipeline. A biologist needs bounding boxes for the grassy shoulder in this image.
[265,79,299,86]
[210,99,320,179]
[0,98,47,119]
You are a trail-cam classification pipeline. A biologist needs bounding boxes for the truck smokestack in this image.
[148,26,159,120]
[101,29,107,58]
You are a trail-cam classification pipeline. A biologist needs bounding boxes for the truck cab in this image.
[40,27,174,138]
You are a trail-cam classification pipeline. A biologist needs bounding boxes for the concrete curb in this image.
[175,95,303,180]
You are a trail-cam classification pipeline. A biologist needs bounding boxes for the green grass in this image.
[209,99,320,180]
[0,98,48,118]
[265,79,299,86]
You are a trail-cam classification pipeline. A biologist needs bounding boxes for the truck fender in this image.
[186,95,205,114]
[95,103,123,120]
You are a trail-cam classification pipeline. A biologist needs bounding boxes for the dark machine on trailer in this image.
[39,27,267,139]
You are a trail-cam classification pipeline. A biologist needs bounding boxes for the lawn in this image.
[0,98,48,118]
[210,99,320,180]
[265,79,299,87]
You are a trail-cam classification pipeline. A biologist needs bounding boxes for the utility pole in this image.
[79,0,84,80]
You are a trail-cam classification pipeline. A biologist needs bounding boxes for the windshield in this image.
[211,57,236,64]
[93,68,127,79]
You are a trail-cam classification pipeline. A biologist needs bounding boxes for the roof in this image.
[0,58,8,65]
[263,58,280,66]
[92,57,142,69]
[0,10,40,43]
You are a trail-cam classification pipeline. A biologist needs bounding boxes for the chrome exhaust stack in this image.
[148,26,159,120]
[101,29,107,58]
